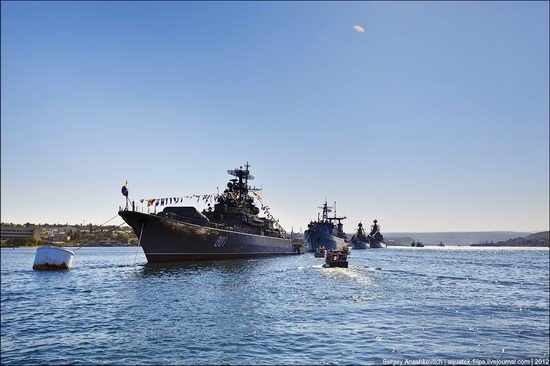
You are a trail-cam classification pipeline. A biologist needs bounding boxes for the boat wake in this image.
[318,265,375,286]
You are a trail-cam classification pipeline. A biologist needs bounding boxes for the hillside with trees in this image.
[470,231,549,247]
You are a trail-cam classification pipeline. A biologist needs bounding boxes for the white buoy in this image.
[33,246,75,270]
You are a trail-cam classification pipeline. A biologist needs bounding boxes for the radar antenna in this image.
[226,162,256,200]
[227,167,254,181]
[248,185,262,192]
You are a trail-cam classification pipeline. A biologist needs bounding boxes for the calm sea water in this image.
[1,247,549,365]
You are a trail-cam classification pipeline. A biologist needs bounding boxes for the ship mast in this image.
[227,163,255,202]
[328,200,346,230]
[244,162,250,195]
[318,200,345,223]
[319,200,332,222]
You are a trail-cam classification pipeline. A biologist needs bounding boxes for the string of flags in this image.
[140,191,266,208]
[251,191,288,238]
[139,194,219,207]
[138,190,289,238]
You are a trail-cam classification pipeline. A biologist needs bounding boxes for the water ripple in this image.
[1,247,548,364]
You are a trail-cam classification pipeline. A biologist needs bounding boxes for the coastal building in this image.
[0,226,40,243]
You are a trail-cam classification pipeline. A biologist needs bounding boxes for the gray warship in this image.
[350,222,369,249]
[304,201,347,252]
[119,163,298,262]
[367,219,387,248]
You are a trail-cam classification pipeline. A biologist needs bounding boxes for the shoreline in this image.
[1,244,137,249]
[2,245,548,250]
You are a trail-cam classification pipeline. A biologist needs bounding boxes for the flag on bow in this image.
[121,181,129,197]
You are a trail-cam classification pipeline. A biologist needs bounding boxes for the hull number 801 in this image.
[214,236,228,248]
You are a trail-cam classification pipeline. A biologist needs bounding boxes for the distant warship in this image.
[304,201,347,252]
[367,219,387,248]
[350,222,369,249]
[119,163,297,262]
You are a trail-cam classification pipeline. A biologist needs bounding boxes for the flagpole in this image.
[125,180,129,210]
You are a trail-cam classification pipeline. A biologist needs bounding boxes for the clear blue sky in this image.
[1,1,548,232]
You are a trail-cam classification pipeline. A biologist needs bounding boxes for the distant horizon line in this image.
[0,221,548,234]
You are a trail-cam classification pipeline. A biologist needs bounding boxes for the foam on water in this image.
[317,265,374,286]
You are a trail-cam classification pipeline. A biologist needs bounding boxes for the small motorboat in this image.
[324,249,348,268]
[33,246,75,270]
[314,246,326,258]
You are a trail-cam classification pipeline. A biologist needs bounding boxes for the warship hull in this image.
[369,240,387,249]
[351,240,368,249]
[119,211,297,262]
[304,227,346,252]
